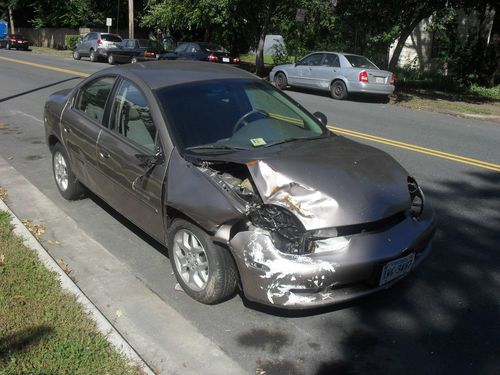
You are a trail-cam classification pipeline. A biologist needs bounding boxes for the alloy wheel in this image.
[53,151,69,191]
[173,229,209,291]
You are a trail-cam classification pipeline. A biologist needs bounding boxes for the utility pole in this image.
[8,6,14,34]
[116,0,120,34]
[128,0,134,38]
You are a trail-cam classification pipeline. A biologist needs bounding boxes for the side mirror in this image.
[313,111,328,126]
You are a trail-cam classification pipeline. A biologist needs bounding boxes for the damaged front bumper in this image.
[229,206,436,309]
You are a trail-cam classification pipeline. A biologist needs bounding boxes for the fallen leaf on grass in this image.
[0,253,4,265]
[21,219,46,239]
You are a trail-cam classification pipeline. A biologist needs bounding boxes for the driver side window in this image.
[300,54,323,66]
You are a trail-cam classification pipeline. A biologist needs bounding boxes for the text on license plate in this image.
[375,77,385,83]
[222,57,230,63]
[379,253,415,286]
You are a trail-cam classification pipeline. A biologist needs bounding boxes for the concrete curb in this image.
[0,198,156,375]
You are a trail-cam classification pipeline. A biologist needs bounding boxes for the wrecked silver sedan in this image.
[44,61,435,309]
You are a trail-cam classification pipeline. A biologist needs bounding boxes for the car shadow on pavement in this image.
[285,86,391,104]
[309,170,500,375]
[0,77,82,103]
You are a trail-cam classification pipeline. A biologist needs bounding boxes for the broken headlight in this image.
[249,204,313,255]
[408,176,424,218]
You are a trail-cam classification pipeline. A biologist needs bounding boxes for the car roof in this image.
[105,60,259,90]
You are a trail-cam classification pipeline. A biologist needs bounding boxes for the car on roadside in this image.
[44,61,435,309]
[107,39,164,65]
[161,42,239,65]
[73,32,122,62]
[270,52,396,100]
[0,34,30,50]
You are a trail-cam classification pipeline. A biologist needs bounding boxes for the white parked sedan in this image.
[269,52,396,100]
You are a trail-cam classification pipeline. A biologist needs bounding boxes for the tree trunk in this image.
[256,1,273,77]
[388,16,427,71]
[128,0,134,38]
[482,6,499,87]
[8,6,15,34]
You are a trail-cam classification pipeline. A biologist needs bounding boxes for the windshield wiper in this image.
[185,144,247,151]
[263,135,327,148]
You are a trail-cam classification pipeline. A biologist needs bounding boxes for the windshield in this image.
[344,55,378,69]
[101,34,122,42]
[156,80,327,154]
[138,39,161,49]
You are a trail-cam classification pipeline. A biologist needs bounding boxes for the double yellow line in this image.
[0,55,89,77]
[328,125,500,172]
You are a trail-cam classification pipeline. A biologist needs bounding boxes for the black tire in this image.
[167,219,238,304]
[89,49,98,62]
[274,72,288,90]
[108,54,115,65]
[73,50,81,60]
[331,80,348,100]
[51,143,85,200]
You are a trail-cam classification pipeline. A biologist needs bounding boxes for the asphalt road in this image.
[1,49,499,375]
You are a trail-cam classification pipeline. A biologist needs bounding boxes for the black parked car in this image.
[44,61,435,309]
[162,42,239,65]
[108,39,164,65]
[0,34,30,50]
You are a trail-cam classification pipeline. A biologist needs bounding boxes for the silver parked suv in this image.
[73,32,122,62]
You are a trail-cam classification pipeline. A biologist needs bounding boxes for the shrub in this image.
[271,42,291,65]
[65,34,81,50]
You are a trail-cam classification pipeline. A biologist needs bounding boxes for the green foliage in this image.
[31,0,100,28]
[271,41,291,65]
[64,34,80,50]
[468,84,500,100]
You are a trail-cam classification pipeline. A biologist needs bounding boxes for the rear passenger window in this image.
[323,54,340,68]
[75,76,116,124]
[110,80,156,151]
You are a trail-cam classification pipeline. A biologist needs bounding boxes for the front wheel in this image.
[131,56,138,64]
[52,143,85,200]
[167,219,238,304]
[331,80,348,100]
[108,54,115,65]
[73,50,81,60]
[6,42,11,50]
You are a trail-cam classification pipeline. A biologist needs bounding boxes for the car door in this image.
[308,53,341,90]
[95,78,166,241]
[61,75,117,196]
[287,53,324,88]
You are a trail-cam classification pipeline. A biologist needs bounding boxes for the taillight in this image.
[359,70,369,83]
[144,51,155,57]
[233,57,240,64]
[389,74,396,85]
[97,39,103,46]
[11,39,16,42]
[208,54,218,62]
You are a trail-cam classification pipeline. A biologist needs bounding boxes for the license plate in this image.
[222,57,230,63]
[375,77,385,84]
[379,253,415,286]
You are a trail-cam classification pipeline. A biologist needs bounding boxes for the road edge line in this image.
[0,198,155,375]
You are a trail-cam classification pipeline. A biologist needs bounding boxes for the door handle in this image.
[98,151,110,159]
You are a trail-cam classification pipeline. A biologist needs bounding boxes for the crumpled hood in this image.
[245,136,411,230]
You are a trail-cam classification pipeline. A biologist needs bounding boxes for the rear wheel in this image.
[73,50,81,60]
[331,80,348,100]
[131,56,138,64]
[167,219,238,304]
[89,49,98,62]
[52,143,85,200]
[6,42,11,50]
[274,72,288,90]
[108,54,115,65]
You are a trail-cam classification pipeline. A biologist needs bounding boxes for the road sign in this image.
[296,9,305,22]
[106,18,112,27]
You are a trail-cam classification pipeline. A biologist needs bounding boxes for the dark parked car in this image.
[162,42,239,65]
[73,32,122,62]
[0,34,30,50]
[108,39,164,65]
[44,61,435,309]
